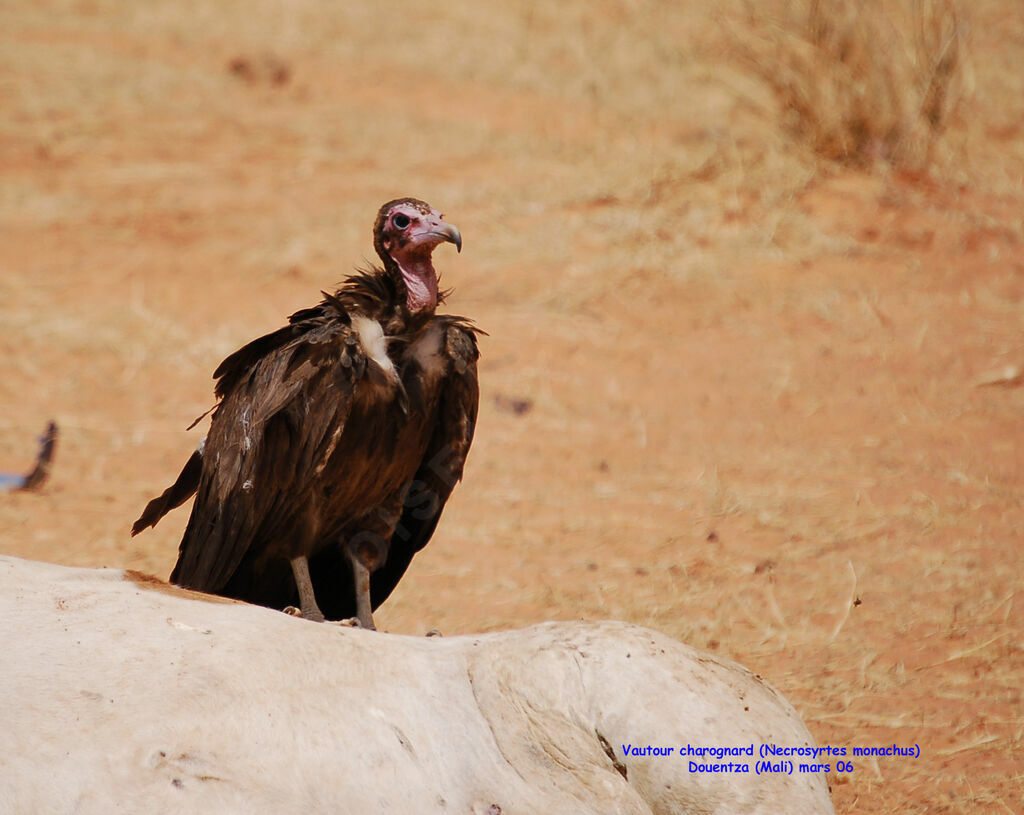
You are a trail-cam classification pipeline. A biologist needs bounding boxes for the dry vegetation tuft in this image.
[735,0,967,170]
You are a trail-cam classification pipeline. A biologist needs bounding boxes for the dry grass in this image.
[734,0,967,171]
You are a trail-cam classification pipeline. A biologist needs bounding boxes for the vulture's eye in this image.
[392,213,411,229]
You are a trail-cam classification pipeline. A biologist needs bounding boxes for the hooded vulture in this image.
[132,198,479,629]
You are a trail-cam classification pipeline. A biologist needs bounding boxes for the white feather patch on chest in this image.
[406,322,448,384]
[351,315,398,382]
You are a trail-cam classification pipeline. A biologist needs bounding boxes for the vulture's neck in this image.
[376,250,439,316]
[395,257,439,314]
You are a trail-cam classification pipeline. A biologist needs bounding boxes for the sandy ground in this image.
[2,1,1022,812]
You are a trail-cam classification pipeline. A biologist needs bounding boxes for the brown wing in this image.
[310,318,480,618]
[131,300,351,538]
[211,298,343,399]
[129,295,368,595]
[170,316,365,593]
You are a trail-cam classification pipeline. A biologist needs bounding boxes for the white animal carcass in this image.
[0,556,834,814]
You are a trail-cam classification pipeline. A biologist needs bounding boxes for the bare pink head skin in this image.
[373,198,462,313]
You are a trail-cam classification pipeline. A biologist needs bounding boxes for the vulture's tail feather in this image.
[131,449,202,535]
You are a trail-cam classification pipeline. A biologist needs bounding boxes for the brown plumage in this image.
[132,199,479,628]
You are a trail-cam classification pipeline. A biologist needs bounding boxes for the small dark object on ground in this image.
[0,421,58,492]
[227,53,291,86]
[493,394,533,415]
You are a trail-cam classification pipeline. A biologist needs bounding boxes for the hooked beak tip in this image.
[447,225,462,254]
[421,219,462,254]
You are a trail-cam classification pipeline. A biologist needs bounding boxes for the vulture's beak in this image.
[431,221,462,254]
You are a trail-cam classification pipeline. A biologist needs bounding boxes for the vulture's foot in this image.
[425,628,443,638]
[337,614,378,634]
[326,617,362,628]
[282,605,325,623]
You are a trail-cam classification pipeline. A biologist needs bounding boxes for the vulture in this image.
[132,199,479,629]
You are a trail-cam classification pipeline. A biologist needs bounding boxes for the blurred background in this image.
[2,1,1022,811]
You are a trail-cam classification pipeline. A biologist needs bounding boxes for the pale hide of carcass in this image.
[0,556,834,814]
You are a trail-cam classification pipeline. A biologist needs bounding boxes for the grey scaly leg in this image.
[345,548,376,631]
[289,556,325,623]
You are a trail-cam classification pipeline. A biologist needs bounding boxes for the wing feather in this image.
[170,315,361,593]
[130,449,202,535]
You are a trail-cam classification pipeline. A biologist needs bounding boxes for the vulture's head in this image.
[374,198,462,313]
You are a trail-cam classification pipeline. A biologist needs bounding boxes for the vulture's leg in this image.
[343,492,406,630]
[289,556,325,623]
[344,547,376,631]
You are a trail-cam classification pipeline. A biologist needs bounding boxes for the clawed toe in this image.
[283,605,325,623]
